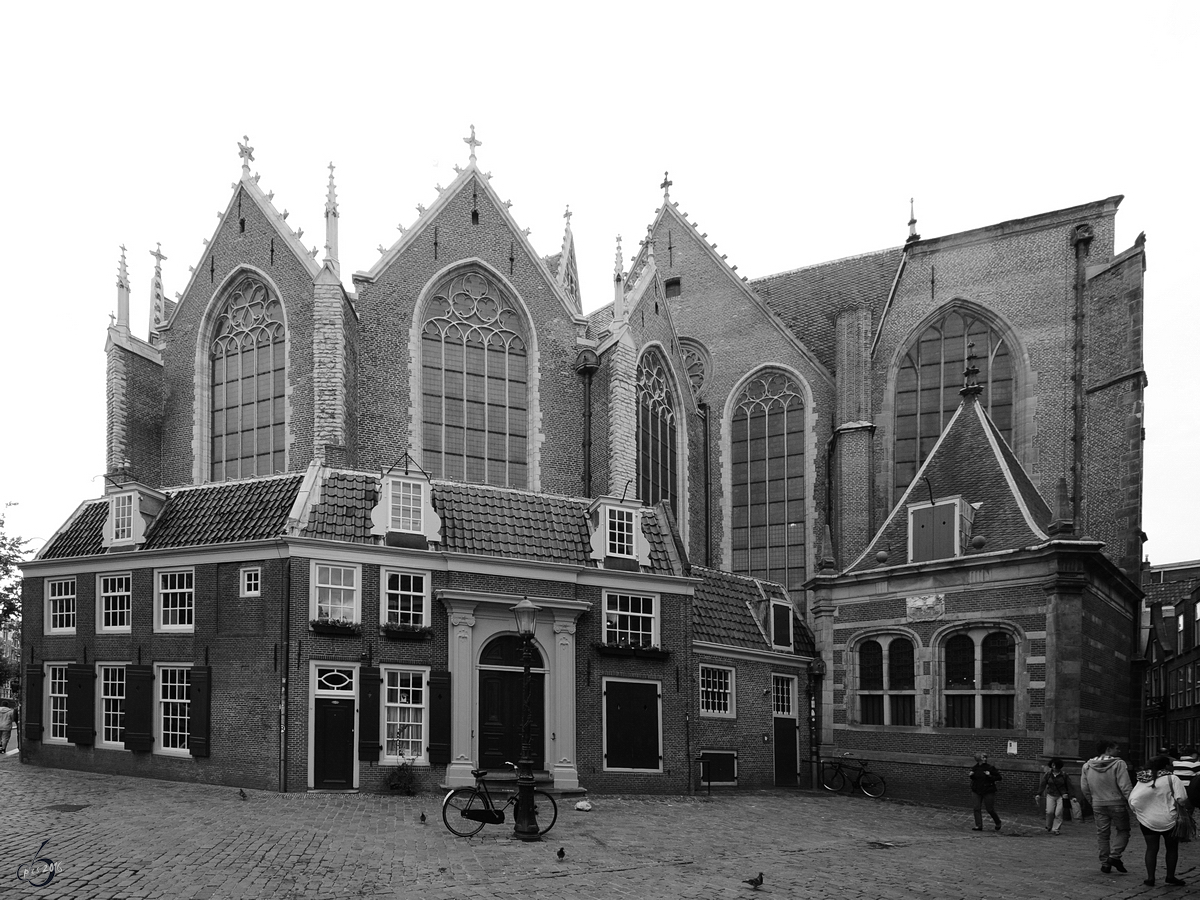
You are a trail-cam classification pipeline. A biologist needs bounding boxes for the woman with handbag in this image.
[1129,754,1189,886]
[1037,758,1071,835]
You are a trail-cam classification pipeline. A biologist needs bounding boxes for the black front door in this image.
[478,670,544,771]
[774,716,798,786]
[314,698,355,788]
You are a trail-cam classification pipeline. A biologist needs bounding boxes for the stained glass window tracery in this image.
[636,349,678,515]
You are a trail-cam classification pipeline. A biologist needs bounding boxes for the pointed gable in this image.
[847,397,1052,573]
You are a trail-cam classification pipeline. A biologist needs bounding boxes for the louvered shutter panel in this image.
[428,671,451,765]
[23,665,43,742]
[188,666,212,758]
[358,666,382,761]
[124,665,155,752]
[66,663,96,745]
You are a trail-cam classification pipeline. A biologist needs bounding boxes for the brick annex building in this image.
[20,132,1147,801]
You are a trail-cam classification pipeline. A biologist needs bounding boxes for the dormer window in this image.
[102,482,165,550]
[112,494,134,542]
[588,497,649,572]
[771,601,793,651]
[370,473,442,549]
[607,507,635,558]
[908,496,975,563]
[388,478,423,533]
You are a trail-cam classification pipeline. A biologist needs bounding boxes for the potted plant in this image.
[310,617,362,636]
[380,622,434,641]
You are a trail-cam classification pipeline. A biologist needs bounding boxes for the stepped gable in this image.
[848,398,1052,574]
[39,501,108,559]
[305,470,378,543]
[144,474,304,548]
[751,247,903,372]
[692,566,816,654]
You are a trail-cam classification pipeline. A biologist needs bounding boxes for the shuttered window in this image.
[604,679,661,771]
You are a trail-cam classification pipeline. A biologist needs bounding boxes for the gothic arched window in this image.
[210,275,286,481]
[894,307,1013,501]
[420,270,529,488]
[636,348,678,515]
[730,370,806,595]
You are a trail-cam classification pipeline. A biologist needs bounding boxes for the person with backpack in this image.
[1036,757,1071,835]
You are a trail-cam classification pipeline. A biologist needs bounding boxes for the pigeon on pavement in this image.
[744,873,764,890]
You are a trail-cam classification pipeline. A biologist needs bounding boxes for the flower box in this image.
[381,624,433,642]
[310,619,361,637]
[595,643,669,660]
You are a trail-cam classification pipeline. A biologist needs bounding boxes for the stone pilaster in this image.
[551,615,580,790]
[607,331,638,497]
[1042,571,1086,759]
[444,603,478,788]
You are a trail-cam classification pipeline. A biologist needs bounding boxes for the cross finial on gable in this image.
[463,124,483,162]
[238,135,255,172]
[563,205,572,225]
[150,242,167,269]
[614,234,624,280]
[661,171,672,199]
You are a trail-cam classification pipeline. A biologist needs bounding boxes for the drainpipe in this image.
[575,349,601,497]
[280,553,291,793]
[1071,224,1094,527]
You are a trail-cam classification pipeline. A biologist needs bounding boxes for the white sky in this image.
[2,1,1196,567]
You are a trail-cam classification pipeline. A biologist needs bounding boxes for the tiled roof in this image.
[692,566,816,656]
[305,471,377,543]
[751,247,903,372]
[143,474,303,548]
[848,397,1051,574]
[586,303,615,340]
[435,482,592,564]
[1144,579,1198,609]
[643,505,682,576]
[39,501,108,559]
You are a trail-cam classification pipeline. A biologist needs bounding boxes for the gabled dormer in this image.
[588,496,651,572]
[101,472,165,552]
[907,495,977,563]
[370,467,442,549]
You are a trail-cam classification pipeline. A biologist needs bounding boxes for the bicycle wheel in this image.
[442,788,487,837]
[821,763,845,792]
[532,790,558,835]
[859,772,886,798]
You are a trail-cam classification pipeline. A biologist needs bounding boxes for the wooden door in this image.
[478,670,544,771]
[314,697,354,788]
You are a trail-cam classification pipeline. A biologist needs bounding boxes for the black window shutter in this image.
[23,665,44,742]
[428,670,451,765]
[124,665,155,752]
[189,666,212,758]
[358,666,382,761]
[66,663,96,745]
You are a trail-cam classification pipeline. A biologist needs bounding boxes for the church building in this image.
[20,130,1146,802]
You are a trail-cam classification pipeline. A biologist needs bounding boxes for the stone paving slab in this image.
[1,752,1195,899]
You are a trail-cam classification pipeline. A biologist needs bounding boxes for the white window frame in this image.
[45,662,69,743]
[311,561,361,624]
[772,674,797,718]
[380,569,429,628]
[97,663,128,750]
[601,677,663,773]
[604,591,659,648]
[387,477,424,533]
[606,506,636,558]
[45,577,77,635]
[111,492,134,543]
[771,601,794,651]
[155,568,195,633]
[381,665,430,765]
[240,567,262,598]
[96,572,132,633]
[154,663,192,757]
[699,664,736,718]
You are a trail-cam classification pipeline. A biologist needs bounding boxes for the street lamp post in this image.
[511,598,541,841]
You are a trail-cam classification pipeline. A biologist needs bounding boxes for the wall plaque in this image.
[906,594,945,621]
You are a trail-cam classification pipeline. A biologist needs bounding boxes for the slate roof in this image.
[585,303,615,340]
[142,474,303,548]
[847,396,1052,574]
[305,471,377,543]
[39,501,108,559]
[692,566,816,656]
[751,247,903,372]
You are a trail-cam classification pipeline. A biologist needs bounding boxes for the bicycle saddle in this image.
[470,769,488,778]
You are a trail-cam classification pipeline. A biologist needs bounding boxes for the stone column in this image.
[550,614,580,790]
[1043,572,1086,759]
[444,603,478,787]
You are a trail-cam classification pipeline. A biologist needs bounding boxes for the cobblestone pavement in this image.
[2,751,1196,900]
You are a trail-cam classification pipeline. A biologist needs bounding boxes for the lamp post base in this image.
[512,755,541,841]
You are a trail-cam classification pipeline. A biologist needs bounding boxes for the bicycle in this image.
[821,752,886,798]
[442,762,559,837]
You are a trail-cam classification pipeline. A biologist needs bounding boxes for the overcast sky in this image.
[2,1,1195,567]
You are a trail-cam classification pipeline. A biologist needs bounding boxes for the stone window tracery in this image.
[636,348,678,515]
[678,338,710,398]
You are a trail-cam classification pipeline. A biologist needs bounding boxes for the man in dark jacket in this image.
[969,752,1002,831]
[1081,741,1134,874]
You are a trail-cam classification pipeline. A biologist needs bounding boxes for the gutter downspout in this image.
[280,552,290,793]
[575,349,601,497]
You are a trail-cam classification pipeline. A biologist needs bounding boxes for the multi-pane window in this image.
[47,664,68,741]
[100,574,131,630]
[772,675,794,717]
[384,669,425,761]
[383,570,426,628]
[112,493,133,542]
[894,308,1013,501]
[157,569,194,630]
[240,567,261,598]
[210,275,287,481]
[100,665,125,746]
[388,479,423,532]
[315,563,358,622]
[158,666,190,753]
[636,348,679,516]
[730,370,806,596]
[420,270,528,488]
[605,593,656,647]
[46,578,76,632]
[857,636,917,727]
[607,507,635,558]
[944,630,1016,729]
[699,665,735,717]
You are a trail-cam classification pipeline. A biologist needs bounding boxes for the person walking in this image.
[1037,757,1071,835]
[968,752,1002,831]
[0,700,13,754]
[1129,754,1188,887]
[1172,747,1199,794]
[1081,741,1134,874]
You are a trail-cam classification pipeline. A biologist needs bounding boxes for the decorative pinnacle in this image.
[645,224,656,265]
[237,135,255,172]
[661,171,672,199]
[960,341,982,397]
[325,162,338,216]
[614,234,624,280]
[377,244,386,255]
[907,197,920,244]
[150,242,167,270]
[117,244,129,288]
[463,124,482,162]
[563,205,573,225]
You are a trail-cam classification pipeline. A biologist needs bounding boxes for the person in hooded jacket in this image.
[1129,754,1188,886]
[1081,741,1133,874]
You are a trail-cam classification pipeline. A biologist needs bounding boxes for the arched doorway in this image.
[478,635,545,771]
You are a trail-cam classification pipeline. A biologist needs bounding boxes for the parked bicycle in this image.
[442,762,558,837]
[821,752,886,798]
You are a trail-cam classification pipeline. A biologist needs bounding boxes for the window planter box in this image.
[310,619,361,637]
[381,625,433,642]
[595,643,669,660]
